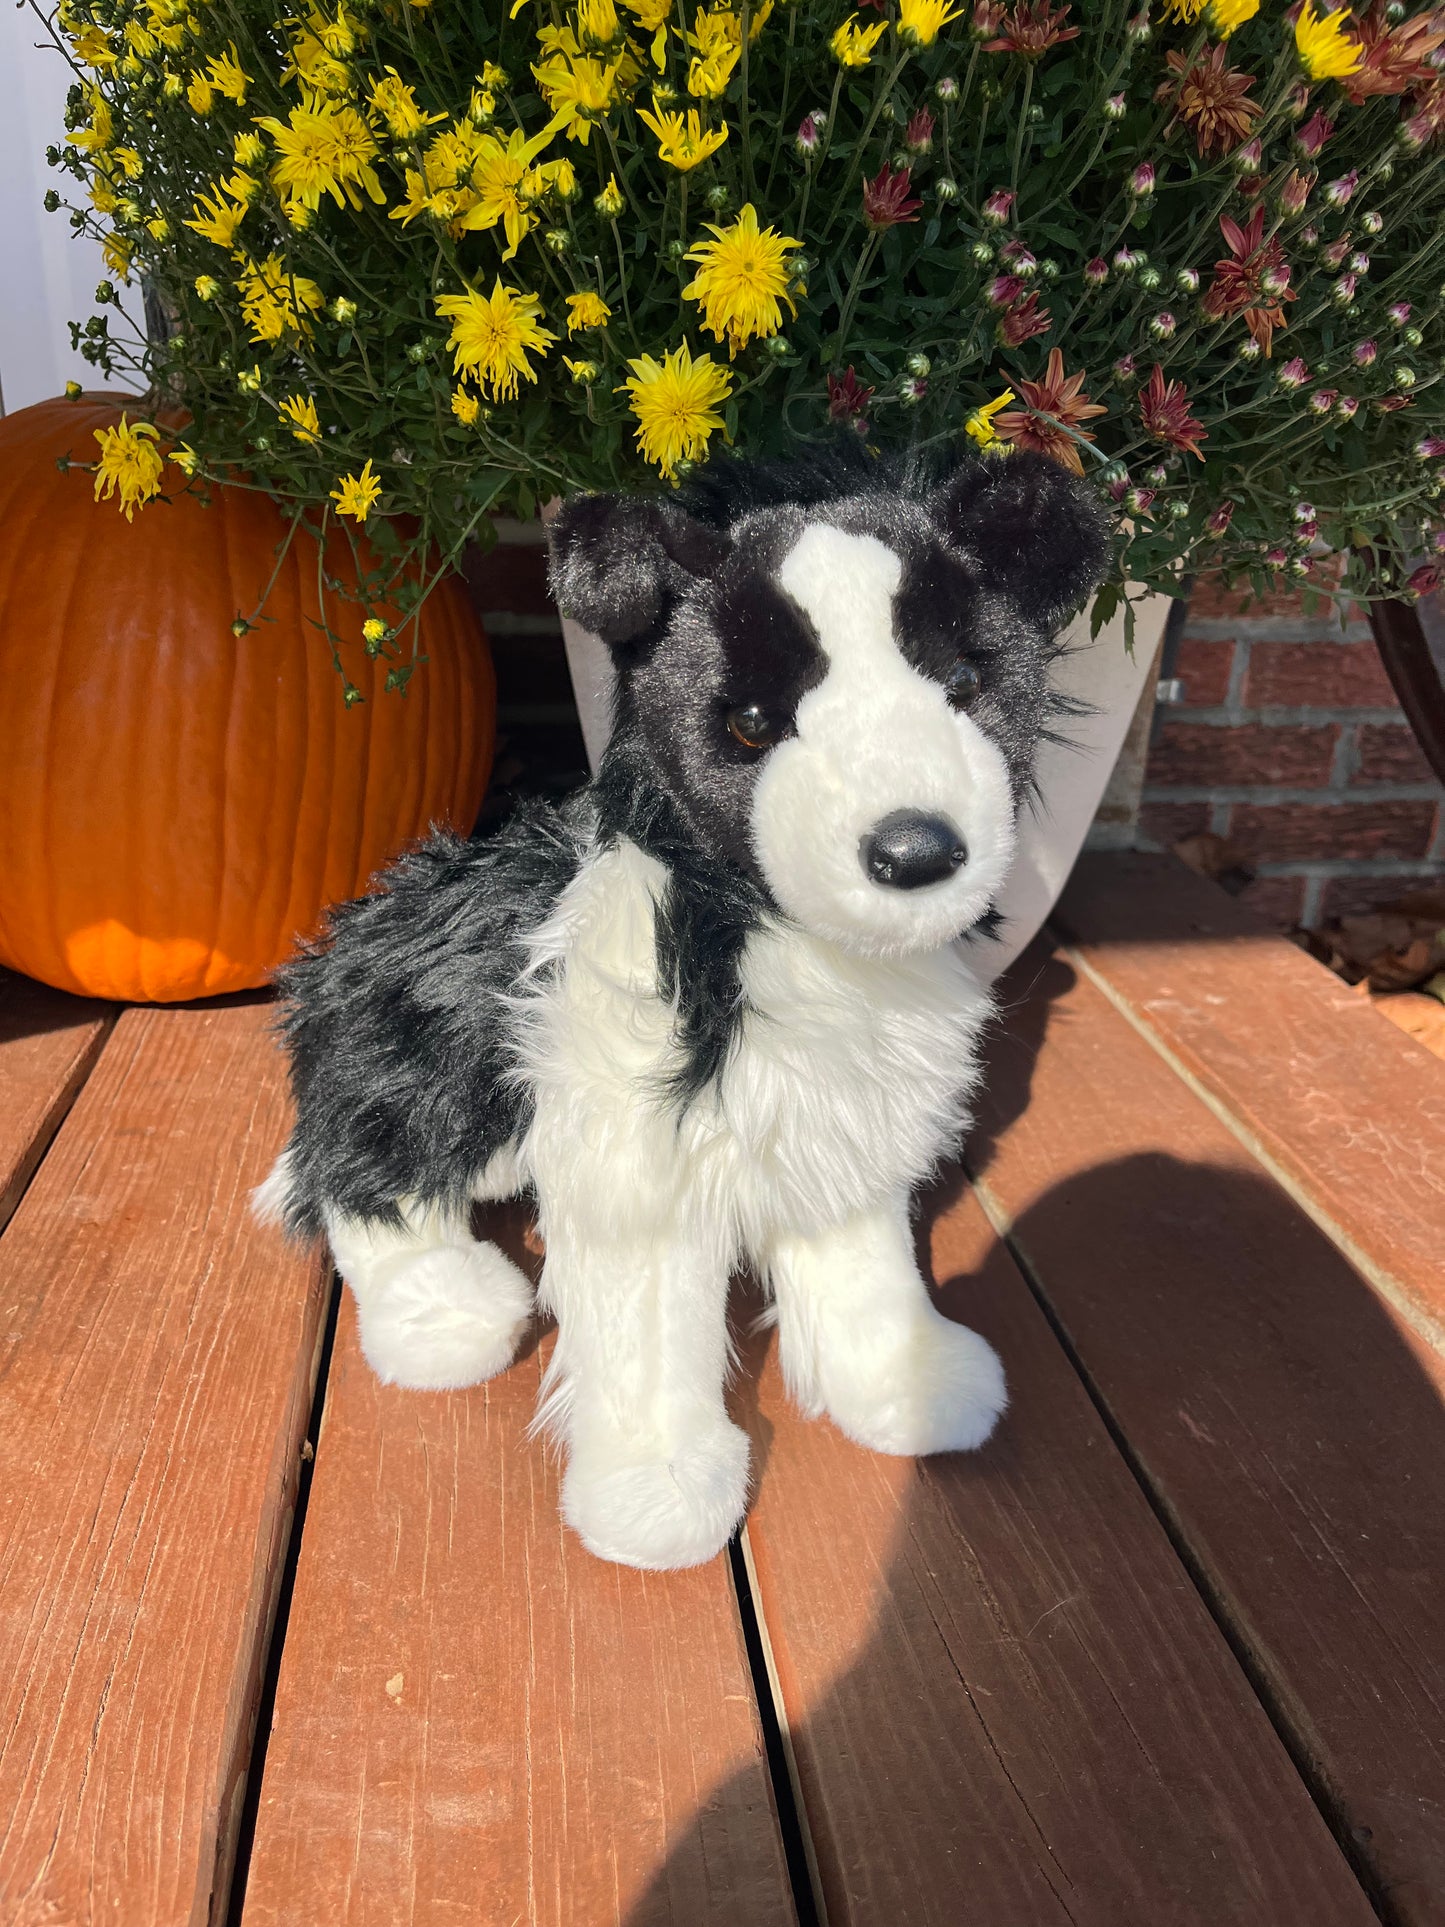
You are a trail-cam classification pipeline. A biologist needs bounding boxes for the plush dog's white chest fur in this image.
[514,837,991,1259]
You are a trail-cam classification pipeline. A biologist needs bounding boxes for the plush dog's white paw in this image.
[821,1311,1007,1458]
[350,1242,533,1391]
[561,1420,751,1570]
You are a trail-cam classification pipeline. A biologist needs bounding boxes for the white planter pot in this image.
[560,589,1168,982]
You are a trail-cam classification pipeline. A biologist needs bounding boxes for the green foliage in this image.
[38,0,1445,653]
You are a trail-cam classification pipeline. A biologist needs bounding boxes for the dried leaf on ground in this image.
[1171,833,1257,896]
[1298,891,1445,994]
[1370,991,1445,1062]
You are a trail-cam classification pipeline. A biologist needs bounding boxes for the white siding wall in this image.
[0,5,144,413]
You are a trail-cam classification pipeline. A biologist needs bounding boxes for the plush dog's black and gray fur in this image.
[260,442,1110,1570]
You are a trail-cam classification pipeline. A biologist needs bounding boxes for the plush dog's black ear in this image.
[547,493,732,647]
[930,452,1114,633]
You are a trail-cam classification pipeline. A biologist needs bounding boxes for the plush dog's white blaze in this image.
[752,523,1017,956]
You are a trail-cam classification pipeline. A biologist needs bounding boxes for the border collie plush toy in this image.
[258,443,1111,1571]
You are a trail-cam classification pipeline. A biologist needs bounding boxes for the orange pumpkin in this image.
[0,395,495,1002]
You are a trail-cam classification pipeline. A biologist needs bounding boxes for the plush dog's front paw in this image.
[561,1420,751,1570]
[821,1311,1007,1458]
[350,1242,533,1391]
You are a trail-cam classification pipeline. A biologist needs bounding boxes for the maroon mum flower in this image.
[1343,3,1445,106]
[1138,364,1208,461]
[1201,207,1295,356]
[998,289,1053,346]
[827,365,875,427]
[984,0,1079,57]
[905,108,935,154]
[862,163,922,230]
[992,348,1105,475]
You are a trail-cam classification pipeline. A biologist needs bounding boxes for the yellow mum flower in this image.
[454,125,558,257]
[279,393,322,443]
[624,0,670,66]
[206,44,250,104]
[566,290,612,332]
[1208,0,1259,33]
[113,146,143,179]
[564,356,600,383]
[146,216,170,241]
[331,459,382,522]
[480,61,510,88]
[538,155,579,199]
[636,105,729,170]
[71,92,114,154]
[104,232,134,277]
[235,129,265,166]
[576,0,620,47]
[682,203,801,357]
[964,389,1015,449]
[451,388,481,424]
[1293,0,1363,79]
[896,0,964,46]
[69,24,117,67]
[187,73,215,114]
[363,617,388,644]
[621,340,731,480]
[368,70,445,140]
[831,14,887,65]
[1160,0,1208,18]
[595,172,626,215]
[170,443,201,477]
[184,186,247,248]
[256,103,384,212]
[194,274,221,298]
[688,46,739,97]
[235,254,325,342]
[532,38,631,143]
[92,416,164,520]
[435,280,557,401]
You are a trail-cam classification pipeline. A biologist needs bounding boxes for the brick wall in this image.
[1138,580,1445,927]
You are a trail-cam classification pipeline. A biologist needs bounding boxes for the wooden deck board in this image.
[241,1227,796,1927]
[0,967,114,1233]
[1052,851,1445,1339]
[971,941,1445,1926]
[0,1000,329,1927]
[738,1190,1374,1927]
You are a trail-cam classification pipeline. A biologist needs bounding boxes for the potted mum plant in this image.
[25,0,1445,962]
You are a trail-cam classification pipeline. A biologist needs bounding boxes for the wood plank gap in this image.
[1052,933,1445,1359]
[966,1165,1394,1927]
[223,1270,342,1927]
[731,1534,825,1927]
[0,994,116,1239]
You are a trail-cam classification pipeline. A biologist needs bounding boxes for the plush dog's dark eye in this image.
[944,657,983,709]
[727,704,783,750]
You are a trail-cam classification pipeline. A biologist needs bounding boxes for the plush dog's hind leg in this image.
[764,1193,1007,1456]
[325,1202,534,1392]
[538,1231,750,1572]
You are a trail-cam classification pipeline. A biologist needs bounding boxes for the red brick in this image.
[1172,638,1235,708]
[1230,800,1439,863]
[1352,724,1438,788]
[1236,875,1309,925]
[1188,576,1306,621]
[1146,721,1337,788]
[1316,870,1445,920]
[1245,641,1397,709]
[1137,801,1214,848]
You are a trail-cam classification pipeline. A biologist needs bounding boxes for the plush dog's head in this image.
[549,447,1111,958]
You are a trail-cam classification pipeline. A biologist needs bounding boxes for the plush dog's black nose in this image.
[860,810,968,890]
